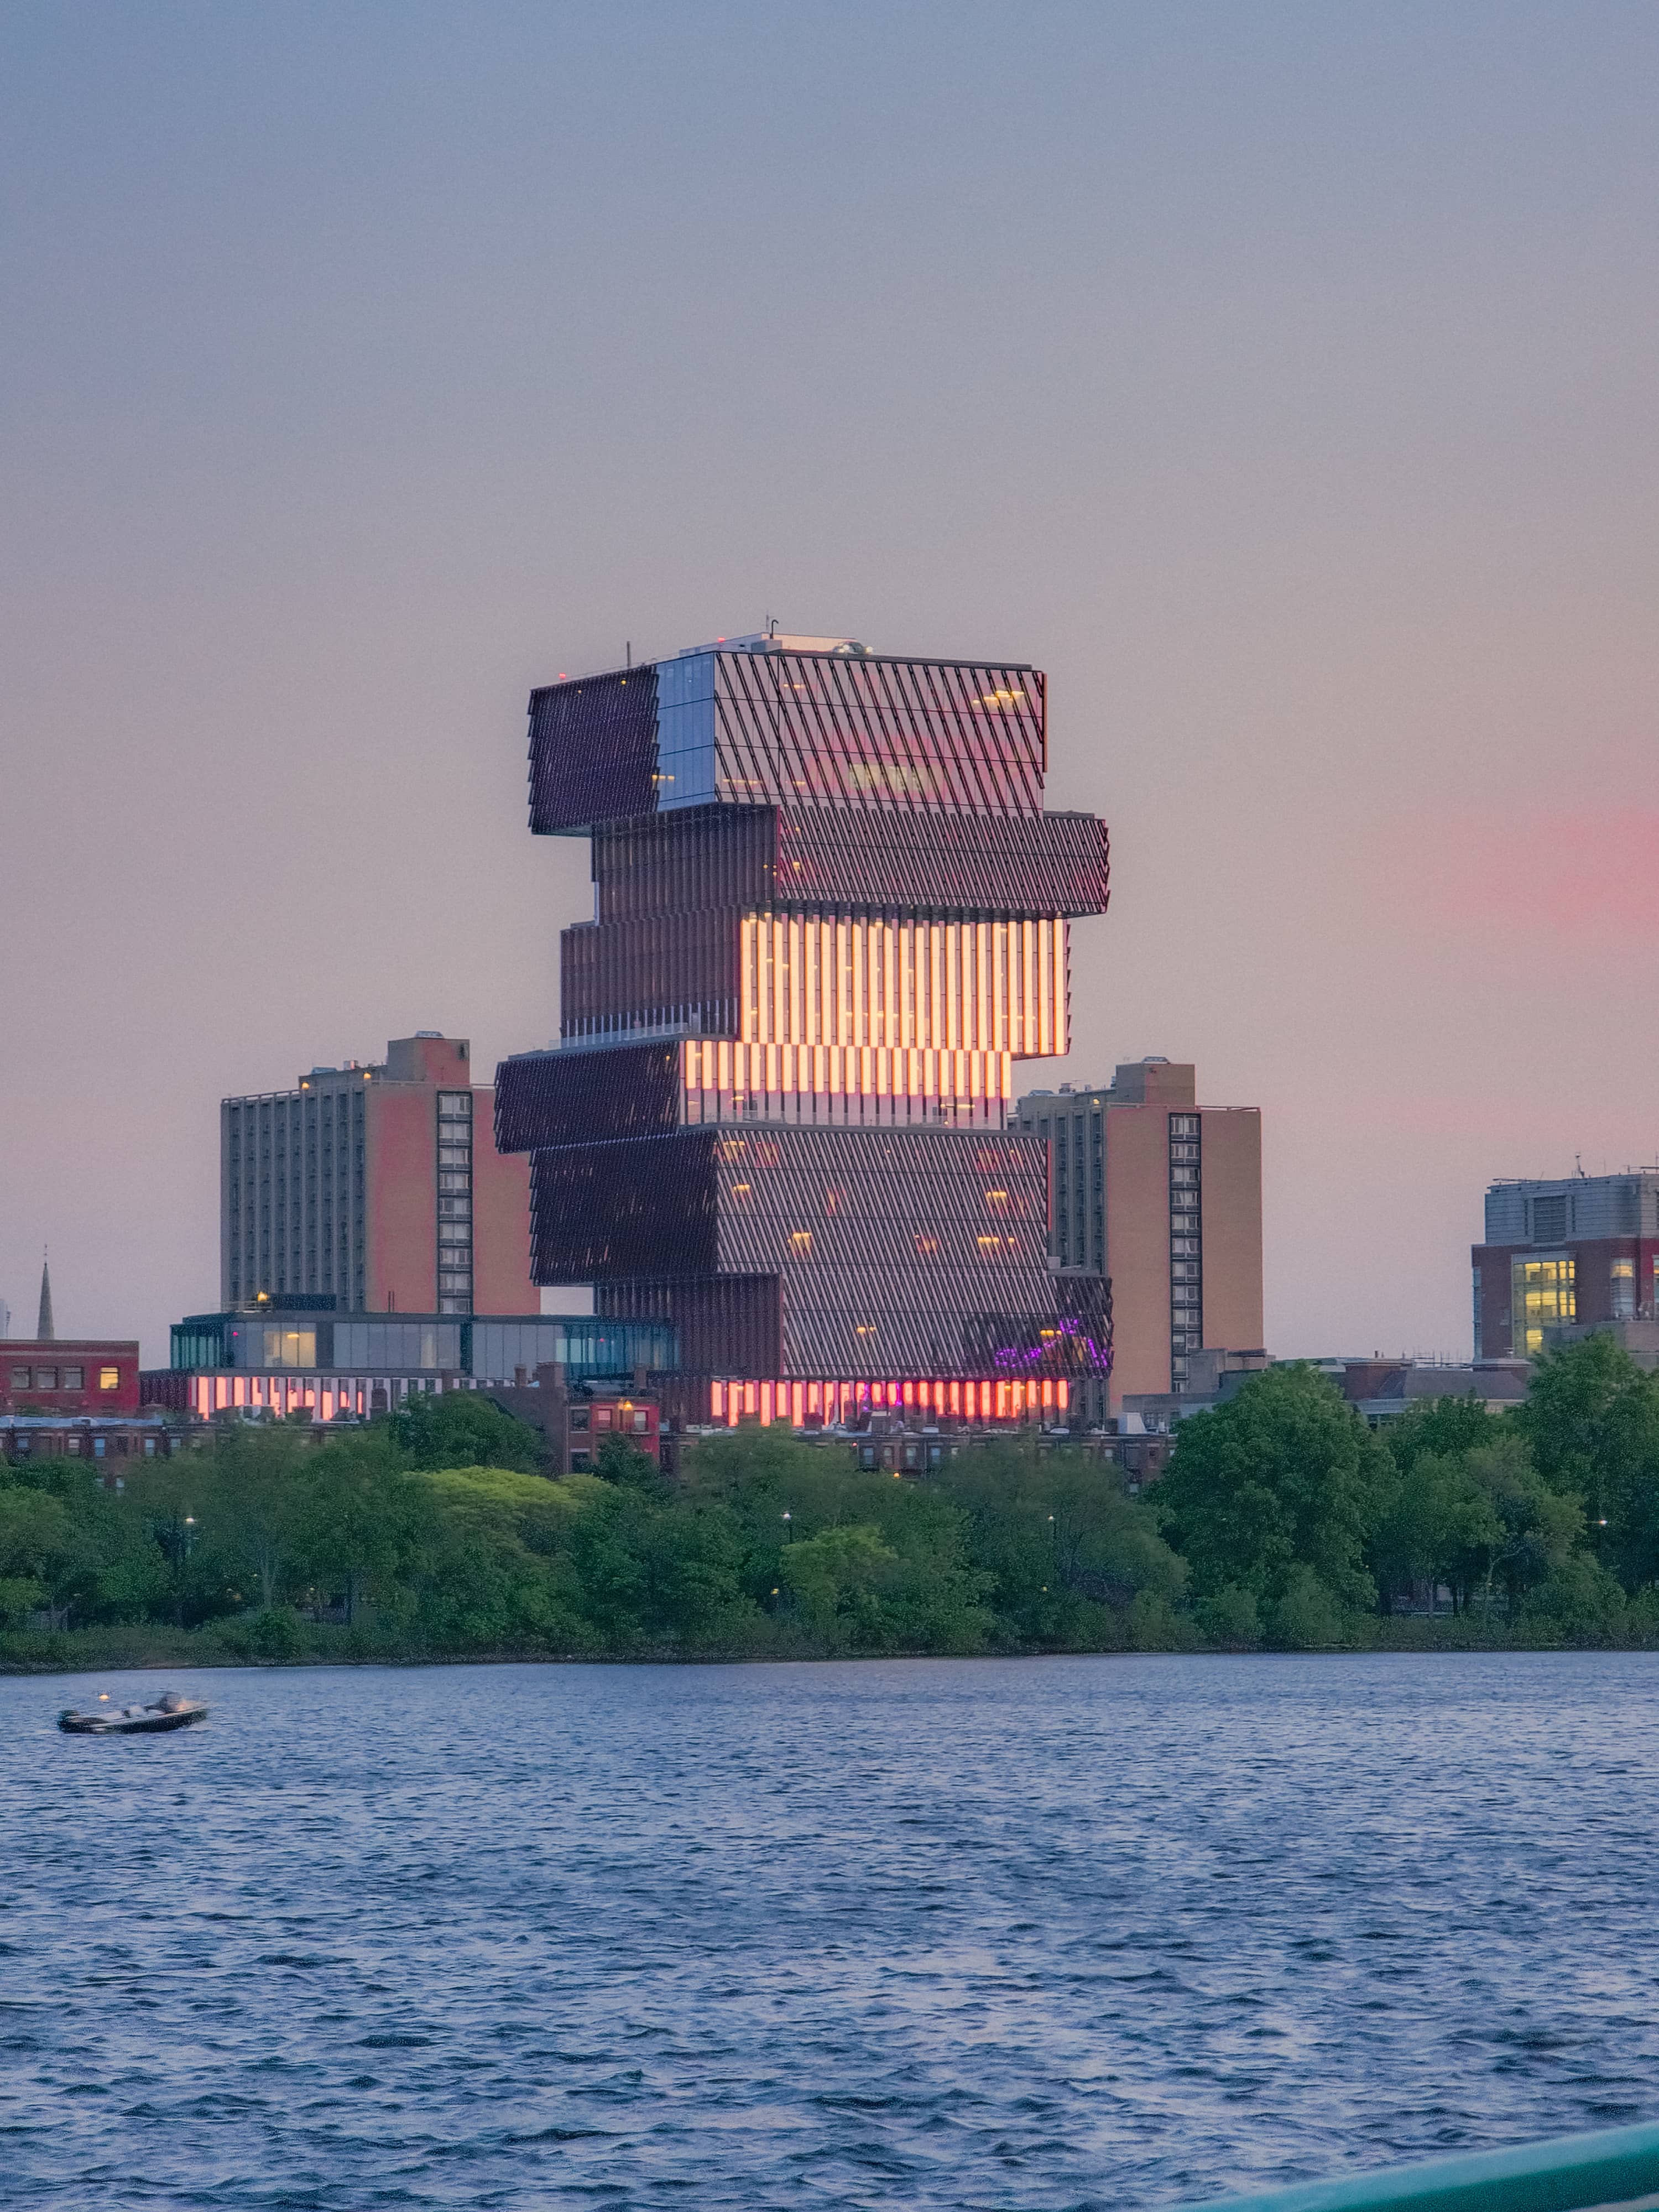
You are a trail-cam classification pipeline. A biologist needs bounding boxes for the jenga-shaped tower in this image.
[495,633,1112,1427]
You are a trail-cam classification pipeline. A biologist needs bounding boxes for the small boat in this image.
[58,1692,208,1736]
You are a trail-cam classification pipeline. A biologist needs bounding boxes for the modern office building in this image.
[1473,1171,1659,1358]
[144,1297,674,1424]
[1014,1059,1263,1406]
[220,1034,536,1317]
[494,630,1113,1427]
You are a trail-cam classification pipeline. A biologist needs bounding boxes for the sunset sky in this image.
[4,1,1657,1364]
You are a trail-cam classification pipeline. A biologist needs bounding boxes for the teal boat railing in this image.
[1180,2119,1659,2212]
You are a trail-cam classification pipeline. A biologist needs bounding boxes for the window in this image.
[437,1092,472,1118]
[569,1407,590,1433]
[439,1146,471,1170]
[62,1365,84,1389]
[790,1230,813,1255]
[93,1436,107,1457]
[1531,1194,1568,1242]
[65,1434,81,1454]
[1612,1258,1636,1319]
[35,1368,57,1391]
[260,1331,315,1371]
[632,1411,649,1434]
[594,1408,613,1430]
[570,1451,591,1471]
[9,1365,30,1389]
[1512,1255,1575,1355]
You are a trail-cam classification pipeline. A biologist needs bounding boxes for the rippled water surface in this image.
[5,1655,1659,2209]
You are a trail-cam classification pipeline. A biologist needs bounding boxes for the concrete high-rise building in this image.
[221,1034,536,1317]
[1014,1060,1263,1406]
[1473,1171,1659,1359]
[495,630,1113,1428]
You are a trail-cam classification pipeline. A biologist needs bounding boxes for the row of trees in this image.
[3,1335,1657,1660]
[0,1391,1183,1659]
[1158,1333,1659,1645]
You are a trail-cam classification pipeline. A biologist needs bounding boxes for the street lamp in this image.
[781,1510,793,1543]
[159,1512,199,1629]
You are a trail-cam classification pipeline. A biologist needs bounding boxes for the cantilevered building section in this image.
[495,633,1112,1426]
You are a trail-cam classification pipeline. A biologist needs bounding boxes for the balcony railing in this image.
[1181,2118,1659,2212]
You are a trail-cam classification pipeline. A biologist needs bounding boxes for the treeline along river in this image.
[6,1652,1659,2210]
[12,1338,1659,1667]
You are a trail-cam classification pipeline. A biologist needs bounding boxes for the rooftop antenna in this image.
[625,641,631,669]
[766,614,779,638]
[1575,1152,1585,1178]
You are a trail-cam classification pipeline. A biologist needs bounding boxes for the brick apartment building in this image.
[221,1033,536,1318]
[1015,1058,1264,1409]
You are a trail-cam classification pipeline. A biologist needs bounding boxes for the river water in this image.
[4,1653,1658,2209]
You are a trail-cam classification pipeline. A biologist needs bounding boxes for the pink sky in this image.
[3,3,1657,1364]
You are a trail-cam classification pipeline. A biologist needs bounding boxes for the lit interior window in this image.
[1512,1256,1576,1355]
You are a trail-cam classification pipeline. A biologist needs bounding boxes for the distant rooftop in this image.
[1489,1167,1659,1188]
[677,633,873,657]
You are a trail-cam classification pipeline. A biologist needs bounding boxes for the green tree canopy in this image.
[1156,1365,1393,1613]
[1516,1335,1659,1586]
[387,1389,546,1474]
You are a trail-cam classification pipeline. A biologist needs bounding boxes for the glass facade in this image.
[1512,1256,1576,1355]
[334,1321,461,1372]
[502,637,1110,1412]
[637,650,1046,820]
[591,805,1109,924]
[170,1308,673,1385]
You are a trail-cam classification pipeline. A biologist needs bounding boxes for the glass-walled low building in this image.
[145,1300,676,1423]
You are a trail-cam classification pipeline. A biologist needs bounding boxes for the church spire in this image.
[36,1252,53,1342]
